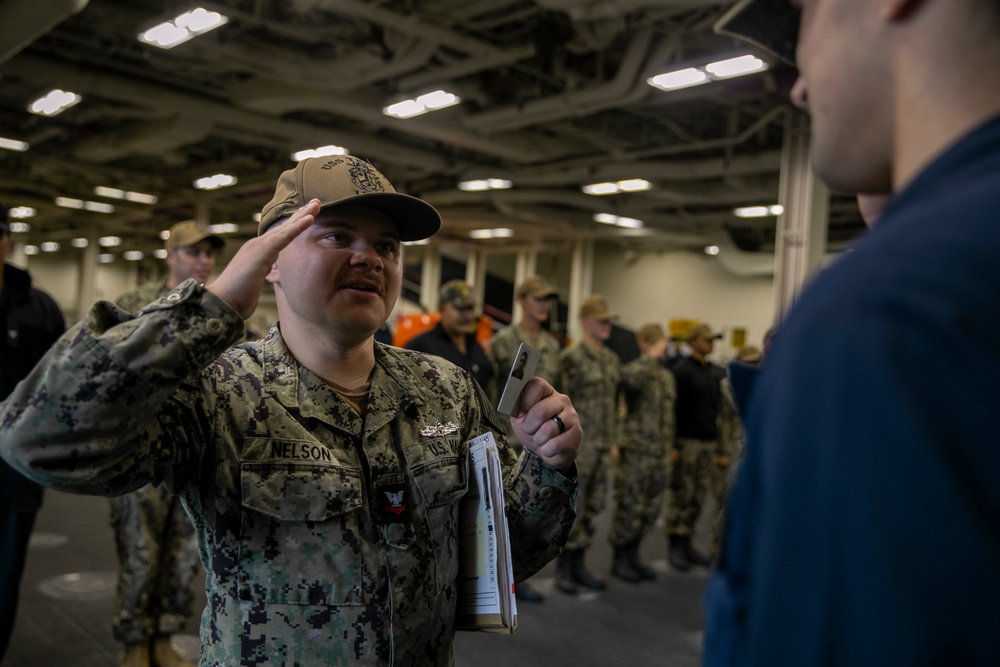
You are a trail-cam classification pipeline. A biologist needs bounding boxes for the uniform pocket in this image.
[238,462,366,605]
[410,452,469,593]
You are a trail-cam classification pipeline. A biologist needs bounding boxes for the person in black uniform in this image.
[663,322,726,571]
[405,280,493,390]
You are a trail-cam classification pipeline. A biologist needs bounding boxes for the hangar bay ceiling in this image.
[0,0,865,267]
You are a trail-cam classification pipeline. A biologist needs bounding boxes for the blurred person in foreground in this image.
[0,156,580,666]
[706,0,1000,664]
[0,203,65,661]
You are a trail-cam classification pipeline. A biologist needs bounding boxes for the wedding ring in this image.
[551,415,566,435]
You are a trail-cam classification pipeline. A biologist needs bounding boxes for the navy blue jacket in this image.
[704,116,1000,666]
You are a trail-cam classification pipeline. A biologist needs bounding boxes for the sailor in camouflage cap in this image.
[0,158,581,666]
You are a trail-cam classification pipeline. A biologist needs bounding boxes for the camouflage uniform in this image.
[110,281,201,645]
[609,356,676,547]
[0,281,577,666]
[556,342,620,550]
[711,378,745,550]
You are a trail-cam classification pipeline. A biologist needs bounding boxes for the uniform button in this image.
[539,487,554,499]
[206,318,225,335]
[166,293,182,302]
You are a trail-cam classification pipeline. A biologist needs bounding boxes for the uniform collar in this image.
[259,324,426,435]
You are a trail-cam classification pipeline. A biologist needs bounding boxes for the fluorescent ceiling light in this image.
[98,254,114,263]
[252,213,261,223]
[646,68,707,92]
[0,137,28,152]
[458,178,512,192]
[383,90,461,119]
[154,249,168,259]
[704,245,721,256]
[734,204,784,218]
[469,228,513,239]
[194,174,237,190]
[55,197,114,213]
[207,223,239,233]
[123,251,145,261]
[593,213,644,229]
[402,239,430,246]
[582,179,652,196]
[71,238,89,248]
[647,54,769,92]
[28,89,81,117]
[9,207,35,219]
[292,145,348,161]
[10,222,30,233]
[99,236,122,247]
[23,245,39,256]
[138,8,228,49]
[95,186,158,204]
[41,242,60,253]
[705,55,768,80]
[159,230,171,240]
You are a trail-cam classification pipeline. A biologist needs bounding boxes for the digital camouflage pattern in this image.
[111,281,201,645]
[664,437,716,537]
[609,356,676,546]
[0,280,577,666]
[110,483,200,644]
[556,341,620,550]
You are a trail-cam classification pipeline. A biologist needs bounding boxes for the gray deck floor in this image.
[3,488,711,666]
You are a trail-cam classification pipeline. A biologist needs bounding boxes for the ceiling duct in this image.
[0,0,88,65]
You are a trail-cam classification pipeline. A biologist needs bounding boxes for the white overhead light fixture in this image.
[252,212,261,223]
[98,253,115,263]
[207,223,239,234]
[23,245,39,256]
[647,54,768,92]
[734,204,784,218]
[9,206,35,219]
[594,213,644,229]
[193,174,237,190]
[0,137,28,152]
[402,239,431,246]
[94,186,158,204]
[383,90,461,119]
[28,89,81,117]
[582,179,652,196]
[153,249,168,259]
[54,197,115,213]
[99,236,122,247]
[138,8,228,49]
[41,242,60,253]
[291,145,349,161]
[159,230,171,240]
[458,178,513,192]
[10,222,30,233]
[469,228,514,239]
[71,238,89,248]
[704,245,721,256]
[123,251,145,261]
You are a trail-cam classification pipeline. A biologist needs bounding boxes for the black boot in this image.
[555,551,578,595]
[685,539,713,567]
[611,544,641,583]
[570,548,606,590]
[668,535,692,572]
[628,541,656,581]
